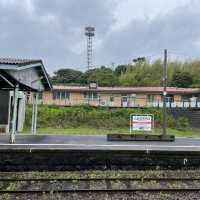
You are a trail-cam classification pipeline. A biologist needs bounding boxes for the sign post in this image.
[130,114,154,133]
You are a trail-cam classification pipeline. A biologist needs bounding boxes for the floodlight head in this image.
[85,26,95,32]
[85,26,95,37]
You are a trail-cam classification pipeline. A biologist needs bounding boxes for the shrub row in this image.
[25,104,190,130]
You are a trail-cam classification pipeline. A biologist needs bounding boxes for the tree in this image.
[83,66,118,86]
[51,68,83,84]
[132,57,146,63]
[119,60,162,86]
[119,70,138,86]
[170,71,193,88]
[50,59,200,87]
[114,65,128,76]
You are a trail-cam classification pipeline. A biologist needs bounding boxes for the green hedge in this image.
[25,104,190,130]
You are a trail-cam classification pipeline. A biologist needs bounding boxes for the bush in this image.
[175,117,190,130]
[24,104,187,130]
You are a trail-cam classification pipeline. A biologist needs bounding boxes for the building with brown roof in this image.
[38,84,200,108]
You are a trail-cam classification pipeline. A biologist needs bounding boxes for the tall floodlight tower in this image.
[85,26,95,70]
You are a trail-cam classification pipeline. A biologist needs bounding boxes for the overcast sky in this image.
[0,0,199,73]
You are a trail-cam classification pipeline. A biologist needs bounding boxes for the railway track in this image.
[0,177,200,190]
[1,177,200,199]
[1,177,200,181]
[0,188,200,194]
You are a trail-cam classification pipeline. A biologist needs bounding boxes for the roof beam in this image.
[0,74,14,87]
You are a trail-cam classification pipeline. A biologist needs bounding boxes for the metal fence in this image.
[38,97,200,109]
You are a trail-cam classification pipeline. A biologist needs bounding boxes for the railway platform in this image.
[0,134,199,151]
[0,135,200,171]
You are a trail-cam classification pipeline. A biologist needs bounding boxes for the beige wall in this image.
[70,92,85,105]
[135,94,147,106]
[31,90,193,108]
[155,95,162,102]
[42,91,53,104]
[174,95,182,102]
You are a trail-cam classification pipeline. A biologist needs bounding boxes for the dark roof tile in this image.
[0,58,42,66]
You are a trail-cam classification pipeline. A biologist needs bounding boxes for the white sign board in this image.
[130,114,153,132]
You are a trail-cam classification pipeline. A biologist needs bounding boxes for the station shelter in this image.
[0,58,52,143]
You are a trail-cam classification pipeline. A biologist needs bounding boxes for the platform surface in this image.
[0,134,200,152]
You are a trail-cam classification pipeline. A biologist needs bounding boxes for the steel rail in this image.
[0,188,200,194]
[0,177,200,181]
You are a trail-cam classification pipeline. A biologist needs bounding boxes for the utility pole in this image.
[162,49,167,136]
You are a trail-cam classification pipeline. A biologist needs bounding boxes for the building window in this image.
[56,91,61,99]
[65,92,70,100]
[61,91,66,99]
[92,92,98,100]
[84,92,98,100]
[53,91,57,100]
[110,96,114,102]
[38,92,43,100]
[52,91,70,100]
[83,92,87,99]
[166,95,174,102]
[147,95,155,102]
[121,96,128,103]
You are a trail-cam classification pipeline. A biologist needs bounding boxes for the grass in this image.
[22,127,200,137]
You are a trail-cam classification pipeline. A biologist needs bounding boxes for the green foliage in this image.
[170,71,193,88]
[114,65,128,76]
[175,117,190,130]
[25,105,189,131]
[51,59,200,88]
[83,66,118,86]
[119,60,163,86]
[51,68,83,84]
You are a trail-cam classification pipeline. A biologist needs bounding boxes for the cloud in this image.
[113,0,191,30]
[97,0,200,65]
[0,0,116,72]
[0,0,200,72]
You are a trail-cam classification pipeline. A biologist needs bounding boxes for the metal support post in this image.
[162,49,167,136]
[10,84,19,144]
[31,92,38,134]
[33,92,38,134]
[31,93,35,134]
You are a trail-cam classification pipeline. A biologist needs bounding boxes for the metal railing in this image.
[147,101,200,108]
[39,97,200,109]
